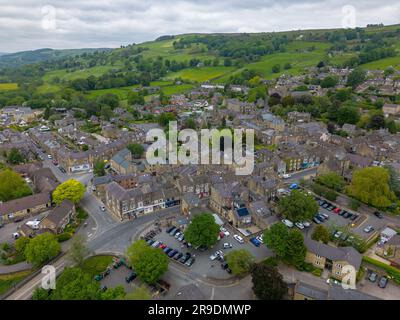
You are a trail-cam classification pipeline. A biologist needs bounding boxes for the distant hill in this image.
[0,48,112,68]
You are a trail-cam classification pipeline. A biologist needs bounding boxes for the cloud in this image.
[0,0,399,52]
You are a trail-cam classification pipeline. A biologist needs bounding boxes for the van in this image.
[282,219,294,228]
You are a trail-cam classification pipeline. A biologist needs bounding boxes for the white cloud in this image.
[0,0,399,52]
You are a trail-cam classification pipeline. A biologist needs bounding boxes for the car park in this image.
[282,219,294,228]
[368,271,378,282]
[125,272,137,283]
[233,234,244,243]
[378,276,388,288]
[250,237,261,247]
[295,222,305,230]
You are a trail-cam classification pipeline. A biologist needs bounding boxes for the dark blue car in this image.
[250,237,261,247]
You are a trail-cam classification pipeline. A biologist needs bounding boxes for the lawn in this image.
[0,83,18,91]
[164,66,236,82]
[361,56,400,70]
[0,270,32,295]
[81,255,114,277]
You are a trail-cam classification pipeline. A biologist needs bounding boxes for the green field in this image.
[361,56,400,70]
[0,83,18,91]
[164,66,236,82]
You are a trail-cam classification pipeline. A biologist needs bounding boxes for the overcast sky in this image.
[1,0,399,52]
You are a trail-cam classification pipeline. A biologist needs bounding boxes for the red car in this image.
[333,207,341,214]
[159,244,167,249]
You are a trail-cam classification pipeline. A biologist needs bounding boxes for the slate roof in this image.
[0,193,50,216]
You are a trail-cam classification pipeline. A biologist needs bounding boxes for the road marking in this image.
[210,287,215,300]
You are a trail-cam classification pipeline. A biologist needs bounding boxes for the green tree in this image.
[284,230,306,268]
[127,91,145,105]
[336,105,360,125]
[50,267,101,300]
[316,171,346,191]
[321,75,339,88]
[264,223,289,259]
[0,169,32,202]
[126,240,169,284]
[52,179,85,205]
[124,285,152,300]
[346,167,396,208]
[158,112,176,127]
[24,233,61,267]
[7,148,25,165]
[93,160,106,176]
[278,190,318,221]
[251,263,287,300]
[100,285,125,300]
[100,105,114,121]
[15,236,31,257]
[225,249,255,276]
[32,287,50,300]
[184,213,220,247]
[272,64,281,73]
[127,143,145,159]
[67,234,90,268]
[311,225,330,244]
[347,68,366,88]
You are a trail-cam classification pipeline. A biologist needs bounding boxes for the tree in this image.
[158,112,176,127]
[336,105,360,125]
[311,225,330,244]
[225,249,255,276]
[124,285,152,300]
[278,190,318,222]
[321,76,338,88]
[52,179,85,205]
[264,223,289,259]
[100,105,114,121]
[184,118,196,130]
[316,171,346,191]
[184,213,220,247]
[32,287,50,300]
[15,236,30,257]
[284,230,306,268]
[67,234,90,268]
[347,68,366,88]
[126,240,169,284]
[347,167,396,208]
[272,64,281,73]
[7,148,25,165]
[127,143,145,159]
[0,169,32,202]
[50,267,101,300]
[93,159,106,176]
[24,233,61,267]
[127,91,145,105]
[386,166,400,198]
[251,263,287,300]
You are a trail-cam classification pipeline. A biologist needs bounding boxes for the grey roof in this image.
[328,285,380,300]
[296,282,328,300]
[92,175,114,186]
[44,199,74,226]
[304,237,362,270]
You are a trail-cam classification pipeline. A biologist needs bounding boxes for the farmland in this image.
[0,83,18,91]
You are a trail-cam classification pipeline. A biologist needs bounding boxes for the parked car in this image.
[250,237,261,247]
[185,257,195,267]
[350,214,358,221]
[322,203,330,209]
[327,205,335,211]
[94,274,104,281]
[343,211,351,219]
[168,250,178,258]
[159,244,167,249]
[363,226,374,233]
[210,252,218,261]
[339,210,347,216]
[146,239,155,246]
[378,276,388,288]
[47,154,52,159]
[313,216,322,224]
[174,252,183,261]
[166,226,175,233]
[233,234,244,243]
[302,221,311,228]
[334,231,343,239]
[12,232,20,239]
[151,241,161,248]
[295,222,305,230]
[125,272,137,283]
[177,234,184,242]
[221,262,229,270]
[174,232,181,239]
[100,205,106,212]
[282,219,294,228]
[316,214,326,221]
[320,213,329,220]
[163,247,173,254]
[223,242,233,249]
[169,227,177,236]
[368,271,378,282]
[318,200,326,206]
[256,235,264,243]
[333,207,341,214]
[374,211,384,219]
[180,253,191,264]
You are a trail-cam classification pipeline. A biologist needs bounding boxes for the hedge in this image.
[363,256,400,284]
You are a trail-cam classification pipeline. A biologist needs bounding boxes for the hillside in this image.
[0,48,112,68]
[0,24,399,108]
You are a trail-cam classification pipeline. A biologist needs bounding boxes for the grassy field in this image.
[164,66,236,82]
[361,56,400,70]
[81,255,114,278]
[0,83,18,91]
[0,270,32,295]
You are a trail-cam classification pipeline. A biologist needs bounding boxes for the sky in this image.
[0,0,399,53]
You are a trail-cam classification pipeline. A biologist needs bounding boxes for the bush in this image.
[312,268,322,277]
[263,257,279,267]
[311,183,338,201]
[57,233,72,242]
